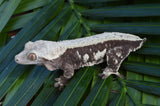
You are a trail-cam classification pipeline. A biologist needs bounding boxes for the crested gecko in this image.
[15,32,146,90]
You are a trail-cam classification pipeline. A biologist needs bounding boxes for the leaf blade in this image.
[0,0,22,32]
[82,76,112,106]
[81,4,160,18]
[90,23,160,35]
[123,62,160,77]
[53,67,94,106]
[125,80,160,96]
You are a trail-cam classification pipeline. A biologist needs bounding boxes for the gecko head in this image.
[15,41,44,65]
[15,40,60,65]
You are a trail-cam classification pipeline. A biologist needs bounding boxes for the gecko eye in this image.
[28,53,37,61]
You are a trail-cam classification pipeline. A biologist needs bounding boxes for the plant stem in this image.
[68,0,92,36]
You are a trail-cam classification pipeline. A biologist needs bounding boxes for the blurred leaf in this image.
[2,0,50,32]
[0,63,31,100]
[90,23,160,35]
[31,71,61,106]
[59,14,81,40]
[0,0,5,5]
[32,5,72,41]
[4,10,40,32]
[125,80,160,96]
[126,54,144,104]
[0,0,21,32]
[74,0,118,4]
[143,53,160,105]
[123,62,160,77]
[82,76,112,106]
[68,0,92,36]
[53,67,94,106]
[137,46,160,56]
[109,88,126,106]
[81,4,160,18]
[137,104,156,106]
[4,67,51,106]
[14,0,50,14]
[0,33,8,49]
[3,68,32,105]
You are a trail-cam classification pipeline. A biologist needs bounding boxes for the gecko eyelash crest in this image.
[15,32,146,90]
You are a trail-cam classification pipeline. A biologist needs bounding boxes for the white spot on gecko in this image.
[76,51,81,59]
[82,59,104,67]
[83,54,89,63]
[116,52,122,57]
[113,58,118,64]
[94,49,106,60]
[114,46,122,50]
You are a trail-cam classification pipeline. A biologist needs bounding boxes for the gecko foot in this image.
[98,68,124,79]
[54,76,69,90]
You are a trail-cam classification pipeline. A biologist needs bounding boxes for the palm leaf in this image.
[82,76,112,106]
[90,23,160,35]
[123,62,160,77]
[0,0,21,32]
[81,4,160,18]
[125,80,160,96]
[31,71,60,105]
[0,0,160,105]
[53,67,94,106]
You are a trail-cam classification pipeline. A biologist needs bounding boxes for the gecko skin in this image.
[15,32,146,89]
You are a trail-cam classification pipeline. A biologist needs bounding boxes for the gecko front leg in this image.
[54,63,74,90]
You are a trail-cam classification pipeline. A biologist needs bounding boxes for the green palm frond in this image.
[0,0,160,105]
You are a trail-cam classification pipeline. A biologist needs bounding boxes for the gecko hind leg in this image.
[99,47,130,79]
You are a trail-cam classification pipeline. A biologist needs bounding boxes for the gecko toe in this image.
[98,73,109,79]
[54,82,60,87]
[115,72,124,79]
[54,76,70,90]
[102,74,109,79]
[55,78,60,81]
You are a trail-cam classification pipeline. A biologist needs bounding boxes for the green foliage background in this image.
[0,0,160,105]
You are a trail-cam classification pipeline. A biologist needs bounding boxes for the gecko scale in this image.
[15,32,146,89]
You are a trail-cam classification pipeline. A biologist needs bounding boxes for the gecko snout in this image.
[15,55,19,63]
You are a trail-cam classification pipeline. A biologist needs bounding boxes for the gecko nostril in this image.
[15,59,19,62]
[15,56,19,62]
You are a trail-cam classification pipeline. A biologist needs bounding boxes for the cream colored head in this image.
[15,40,60,65]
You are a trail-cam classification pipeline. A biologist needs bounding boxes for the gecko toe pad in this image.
[54,76,69,90]
[98,68,124,79]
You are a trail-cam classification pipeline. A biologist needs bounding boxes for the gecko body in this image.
[15,32,146,89]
